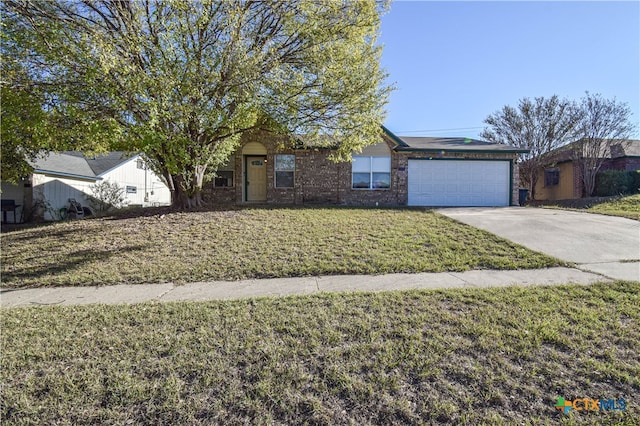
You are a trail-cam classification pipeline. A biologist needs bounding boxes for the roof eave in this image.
[381,125,409,148]
[33,169,102,181]
[394,147,529,154]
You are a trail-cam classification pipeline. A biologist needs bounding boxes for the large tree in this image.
[1,58,119,184]
[571,93,636,197]
[3,0,391,207]
[1,10,139,184]
[480,96,578,200]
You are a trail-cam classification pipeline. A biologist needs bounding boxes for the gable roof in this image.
[608,140,640,158]
[84,152,136,175]
[32,153,99,180]
[293,126,529,154]
[31,151,137,180]
[393,136,529,153]
[541,139,640,164]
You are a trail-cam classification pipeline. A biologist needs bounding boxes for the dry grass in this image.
[2,282,638,425]
[1,207,561,288]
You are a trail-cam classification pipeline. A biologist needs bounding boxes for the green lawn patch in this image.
[587,194,640,220]
[2,282,638,424]
[1,207,561,288]
[535,194,640,220]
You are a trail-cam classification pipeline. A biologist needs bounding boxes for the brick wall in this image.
[601,157,640,172]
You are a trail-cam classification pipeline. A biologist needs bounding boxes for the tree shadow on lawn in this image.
[0,244,149,289]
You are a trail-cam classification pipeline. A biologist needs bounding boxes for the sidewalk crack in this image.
[446,272,474,287]
[155,285,176,301]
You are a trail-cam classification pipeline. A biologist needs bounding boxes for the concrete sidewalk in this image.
[0,267,614,308]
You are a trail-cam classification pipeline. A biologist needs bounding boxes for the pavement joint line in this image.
[573,266,616,281]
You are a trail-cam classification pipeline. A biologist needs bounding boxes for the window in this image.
[214,158,235,188]
[275,154,295,188]
[352,156,391,189]
[126,185,137,194]
[544,168,559,186]
[214,171,234,187]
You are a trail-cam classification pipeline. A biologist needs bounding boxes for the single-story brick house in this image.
[203,127,527,207]
[535,139,640,201]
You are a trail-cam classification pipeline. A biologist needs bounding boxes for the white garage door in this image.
[408,160,510,206]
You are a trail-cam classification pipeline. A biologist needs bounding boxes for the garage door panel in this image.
[408,160,509,207]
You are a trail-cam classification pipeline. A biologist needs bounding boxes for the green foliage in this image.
[630,170,640,194]
[4,1,392,206]
[1,14,121,182]
[0,69,48,183]
[595,170,640,196]
[86,180,126,213]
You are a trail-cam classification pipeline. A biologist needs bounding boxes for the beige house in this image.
[535,140,640,201]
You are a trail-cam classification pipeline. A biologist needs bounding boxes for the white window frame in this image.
[352,156,391,190]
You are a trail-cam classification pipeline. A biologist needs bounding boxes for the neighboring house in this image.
[204,127,527,208]
[0,152,171,222]
[535,139,640,201]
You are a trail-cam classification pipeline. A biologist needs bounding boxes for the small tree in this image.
[86,181,126,213]
[571,93,636,197]
[481,96,578,200]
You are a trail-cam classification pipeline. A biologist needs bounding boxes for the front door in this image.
[246,156,267,202]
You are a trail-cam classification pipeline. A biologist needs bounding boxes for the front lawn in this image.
[1,207,561,288]
[587,194,640,220]
[1,282,638,424]
[535,194,640,220]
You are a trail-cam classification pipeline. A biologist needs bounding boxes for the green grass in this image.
[0,207,561,288]
[587,194,640,220]
[538,194,640,220]
[2,282,638,425]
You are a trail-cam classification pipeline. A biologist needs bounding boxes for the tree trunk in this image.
[583,165,599,198]
[170,173,206,210]
[529,172,537,201]
[519,160,537,201]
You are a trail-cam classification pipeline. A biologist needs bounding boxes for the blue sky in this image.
[378,1,640,139]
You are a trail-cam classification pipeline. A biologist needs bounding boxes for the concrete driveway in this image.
[438,207,640,281]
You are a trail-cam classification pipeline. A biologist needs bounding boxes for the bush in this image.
[629,170,640,194]
[594,170,640,196]
[86,180,126,213]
